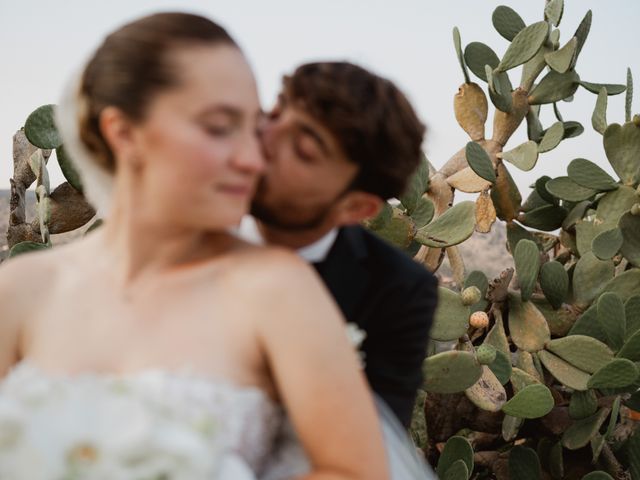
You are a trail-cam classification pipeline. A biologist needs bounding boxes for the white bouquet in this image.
[0,364,255,480]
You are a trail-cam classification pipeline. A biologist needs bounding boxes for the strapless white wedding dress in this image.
[0,362,282,480]
[0,362,435,480]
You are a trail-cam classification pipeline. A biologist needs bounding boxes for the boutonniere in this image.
[345,323,367,368]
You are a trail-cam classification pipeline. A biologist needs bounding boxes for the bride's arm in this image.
[0,255,37,375]
[253,250,388,480]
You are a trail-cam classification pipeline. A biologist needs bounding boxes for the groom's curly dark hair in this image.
[282,62,426,200]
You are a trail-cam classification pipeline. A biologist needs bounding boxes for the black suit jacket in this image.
[313,225,438,427]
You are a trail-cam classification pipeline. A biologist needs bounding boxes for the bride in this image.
[0,12,431,480]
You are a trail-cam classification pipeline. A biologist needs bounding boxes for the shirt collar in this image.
[237,216,338,263]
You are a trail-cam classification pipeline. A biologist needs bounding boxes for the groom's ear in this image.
[99,106,136,163]
[334,192,383,226]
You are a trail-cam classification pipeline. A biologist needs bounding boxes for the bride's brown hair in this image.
[78,12,237,171]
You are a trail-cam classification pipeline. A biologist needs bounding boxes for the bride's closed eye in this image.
[201,122,233,137]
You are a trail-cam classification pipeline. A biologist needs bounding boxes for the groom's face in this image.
[251,95,359,231]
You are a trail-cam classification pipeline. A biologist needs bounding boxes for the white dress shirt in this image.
[237,216,338,263]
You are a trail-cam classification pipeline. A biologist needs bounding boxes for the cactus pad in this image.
[502,383,554,419]
[415,201,476,247]
[423,350,482,393]
[509,295,551,352]
[437,436,474,479]
[431,287,470,341]
[540,261,569,309]
[546,335,614,373]
[538,350,591,391]
[587,358,639,389]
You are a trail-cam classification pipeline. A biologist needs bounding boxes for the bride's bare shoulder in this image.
[0,239,84,308]
[226,244,320,289]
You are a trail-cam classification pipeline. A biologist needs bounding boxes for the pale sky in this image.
[1,0,639,195]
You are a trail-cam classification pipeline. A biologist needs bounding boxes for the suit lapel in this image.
[314,226,370,325]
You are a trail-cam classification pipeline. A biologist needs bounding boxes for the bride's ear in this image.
[99,106,136,165]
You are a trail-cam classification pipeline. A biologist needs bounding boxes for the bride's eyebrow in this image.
[195,105,243,122]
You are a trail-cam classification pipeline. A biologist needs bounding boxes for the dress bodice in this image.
[0,362,283,479]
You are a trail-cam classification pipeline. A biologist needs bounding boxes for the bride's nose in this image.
[230,133,265,175]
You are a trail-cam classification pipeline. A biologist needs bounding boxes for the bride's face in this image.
[123,45,264,230]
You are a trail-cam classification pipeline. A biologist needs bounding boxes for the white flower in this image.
[345,323,367,349]
[345,323,367,368]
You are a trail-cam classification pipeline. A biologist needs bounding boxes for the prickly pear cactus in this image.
[5,104,95,260]
[383,2,640,478]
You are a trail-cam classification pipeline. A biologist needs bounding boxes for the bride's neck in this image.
[98,178,232,286]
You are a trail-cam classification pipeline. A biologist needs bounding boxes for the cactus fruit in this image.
[476,344,497,364]
[470,311,489,328]
[462,286,482,306]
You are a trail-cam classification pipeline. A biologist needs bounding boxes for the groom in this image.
[244,61,438,428]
